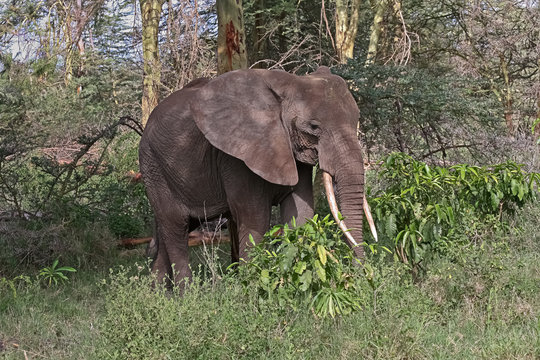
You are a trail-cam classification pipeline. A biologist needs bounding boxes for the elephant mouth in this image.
[322,171,378,248]
[294,147,318,165]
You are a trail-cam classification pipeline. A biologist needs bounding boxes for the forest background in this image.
[0,0,539,359]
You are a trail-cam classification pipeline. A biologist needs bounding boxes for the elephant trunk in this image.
[322,172,359,247]
[321,142,377,258]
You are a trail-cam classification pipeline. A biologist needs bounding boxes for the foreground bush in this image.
[240,215,373,318]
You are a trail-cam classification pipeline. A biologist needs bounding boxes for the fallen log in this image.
[120,237,152,246]
[119,231,230,248]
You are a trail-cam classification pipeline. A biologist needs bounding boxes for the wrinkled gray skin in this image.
[139,67,365,285]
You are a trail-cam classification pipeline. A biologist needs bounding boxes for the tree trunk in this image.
[64,6,74,85]
[140,0,163,127]
[335,0,361,63]
[366,0,387,64]
[75,0,85,95]
[217,0,248,75]
[250,0,267,67]
[500,54,514,135]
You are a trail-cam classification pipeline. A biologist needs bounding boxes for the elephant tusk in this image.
[363,196,378,242]
[322,171,358,247]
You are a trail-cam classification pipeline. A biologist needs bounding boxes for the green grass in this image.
[0,271,103,358]
[1,204,539,359]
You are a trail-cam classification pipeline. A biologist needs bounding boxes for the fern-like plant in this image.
[38,260,76,287]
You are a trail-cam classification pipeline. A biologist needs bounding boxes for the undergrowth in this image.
[1,155,539,359]
[1,219,538,359]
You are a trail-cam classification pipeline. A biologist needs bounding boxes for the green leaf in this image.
[446,206,455,225]
[56,267,76,272]
[490,192,500,210]
[260,269,270,285]
[281,244,298,271]
[294,261,307,274]
[314,260,326,282]
[317,245,327,266]
[299,270,312,291]
[511,179,519,196]
[518,184,524,201]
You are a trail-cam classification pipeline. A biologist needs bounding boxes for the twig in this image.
[320,0,336,52]
[421,143,483,159]
[118,116,144,136]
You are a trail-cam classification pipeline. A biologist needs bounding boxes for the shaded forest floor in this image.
[1,203,539,360]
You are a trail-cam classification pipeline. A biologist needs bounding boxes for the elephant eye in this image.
[308,120,321,131]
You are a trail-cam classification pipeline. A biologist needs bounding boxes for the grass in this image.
[1,204,539,359]
[0,272,103,358]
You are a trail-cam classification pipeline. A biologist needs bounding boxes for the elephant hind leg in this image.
[150,225,171,283]
[150,202,191,288]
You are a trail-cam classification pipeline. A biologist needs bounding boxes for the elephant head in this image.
[191,66,376,256]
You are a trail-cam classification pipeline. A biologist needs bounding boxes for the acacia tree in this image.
[335,0,361,63]
[366,0,386,63]
[217,0,248,74]
[140,0,164,127]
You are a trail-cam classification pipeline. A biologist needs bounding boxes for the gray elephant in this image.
[139,66,376,285]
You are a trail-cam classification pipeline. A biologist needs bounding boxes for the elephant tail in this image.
[146,237,157,259]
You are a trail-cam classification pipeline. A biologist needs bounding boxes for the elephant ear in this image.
[191,69,298,186]
[313,66,331,75]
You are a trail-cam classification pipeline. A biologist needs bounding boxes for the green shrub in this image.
[368,153,540,269]
[240,215,371,318]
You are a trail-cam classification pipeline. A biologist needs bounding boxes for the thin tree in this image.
[140,0,164,127]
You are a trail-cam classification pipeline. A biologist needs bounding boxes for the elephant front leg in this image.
[233,213,271,260]
[280,162,314,226]
[227,198,272,260]
[222,157,275,261]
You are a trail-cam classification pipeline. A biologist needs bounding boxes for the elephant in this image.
[139,66,377,285]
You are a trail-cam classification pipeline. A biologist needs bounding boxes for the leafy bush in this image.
[368,153,540,269]
[240,215,370,318]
